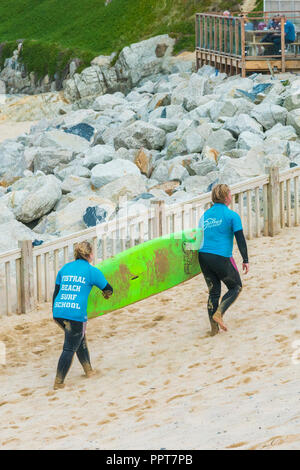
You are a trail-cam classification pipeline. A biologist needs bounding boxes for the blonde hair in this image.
[74,241,93,262]
[211,184,230,204]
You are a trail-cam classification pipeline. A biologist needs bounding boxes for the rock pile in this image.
[0,35,300,251]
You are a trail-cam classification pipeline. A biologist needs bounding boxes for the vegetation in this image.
[0,0,241,80]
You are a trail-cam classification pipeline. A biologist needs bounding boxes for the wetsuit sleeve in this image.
[102,282,113,293]
[234,230,249,264]
[90,265,112,292]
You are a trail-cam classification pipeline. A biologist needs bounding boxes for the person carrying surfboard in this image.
[198,184,249,336]
[52,241,113,390]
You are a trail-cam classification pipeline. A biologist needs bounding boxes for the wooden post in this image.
[240,17,246,77]
[267,167,280,237]
[18,240,35,314]
[151,200,166,238]
[281,16,286,72]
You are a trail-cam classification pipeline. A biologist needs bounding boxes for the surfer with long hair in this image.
[198,184,249,336]
[52,241,113,390]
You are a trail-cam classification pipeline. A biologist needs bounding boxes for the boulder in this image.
[0,141,26,185]
[114,35,175,88]
[93,93,127,112]
[287,109,300,135]
[61,176,91,195]
[34,129,90,153]
[5,174,62,223]
[250,104,288,130]
[134,148,155,177]
[0,220,46,252]
[54,161,91,180]
[91,159,141,188]
[82,145,115,169]
[96,174,147,203]
[223,113,263,137]
[114,121,166,150]
[32,147,77,174]
[264,123,297,141]
[237,131,264,150]
[205,129,236,153]
[34,196,115,235]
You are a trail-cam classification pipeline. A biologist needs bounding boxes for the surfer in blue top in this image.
[198,184,249,336]
[52,241,113,390]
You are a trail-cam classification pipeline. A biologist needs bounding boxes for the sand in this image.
[0,226,299,450]
[0,120,37,143]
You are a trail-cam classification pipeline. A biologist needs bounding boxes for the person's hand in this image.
[243,263,249,274]
[102,290,112,300]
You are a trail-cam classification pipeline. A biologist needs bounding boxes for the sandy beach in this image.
[0,225,299,450]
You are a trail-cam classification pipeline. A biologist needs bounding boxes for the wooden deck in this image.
[196,11,300,76]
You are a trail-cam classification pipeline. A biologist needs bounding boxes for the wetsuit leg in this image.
[198,253,221,333]
[54,319,91,384]
[217,258,242,316]
[198,253,242,322]
[76,325,93,374]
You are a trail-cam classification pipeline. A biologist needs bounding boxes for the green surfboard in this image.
[87,228,202,319]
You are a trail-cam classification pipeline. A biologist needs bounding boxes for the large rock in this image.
[0,220,46,252]
[287,109,300,135]
[96,174,147,203]
[32,147,77,174]
[93,93,127,112]
[34,129,90,153]
[0,141,26,185]
[82,145,115,169]
[63,64,119,102]
[283,80,300,111]
[114,35,175,88]
[34,196,115,235]
[223,113,263,137]
[114,121,166,150]
[0,200,15,224]
[205,129,236,153]
[237,131,264,150]
[5,174,62,223]
[250,104,288,130]
[0,92,71,121]
[91,159,141,188]
[264,123,297,141]
[208,98,254,122]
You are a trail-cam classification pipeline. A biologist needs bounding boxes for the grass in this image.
[0,0,241,80]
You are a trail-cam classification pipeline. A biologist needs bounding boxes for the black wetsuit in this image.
[52,282,113,383]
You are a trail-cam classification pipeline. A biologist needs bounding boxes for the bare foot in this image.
[209,319,219,337]
[212,311,228,332]
[84,369,99,378]
[53,381,65,391]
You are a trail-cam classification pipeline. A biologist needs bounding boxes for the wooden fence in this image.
[0,166,299,317]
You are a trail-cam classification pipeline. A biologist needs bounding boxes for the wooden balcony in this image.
[196,11,300,76]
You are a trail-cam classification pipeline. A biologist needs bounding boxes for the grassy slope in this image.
[0,0,240,79]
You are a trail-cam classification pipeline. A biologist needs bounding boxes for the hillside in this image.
[0,0,241,78]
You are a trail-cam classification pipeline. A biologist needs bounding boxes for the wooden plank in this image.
[36,254,43,303]
[18,240,35,314]
[294,176,299,226]
[280,181,285,228]
[255,187,261,237]
[281,16,286,73]
[263,183,269,237]
[240,17,246,78]
[5,261,11,316]
[286,178,292,227]
[246,190,253,240]
[16,258,22,314]
[44,252,51,303]
[267,167,280,237]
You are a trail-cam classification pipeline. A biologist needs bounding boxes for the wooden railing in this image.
[0,166,299,317]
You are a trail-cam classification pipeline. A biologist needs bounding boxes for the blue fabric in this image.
[199,203,242,258]
[53,259,108,322]
[285,21,296,42]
